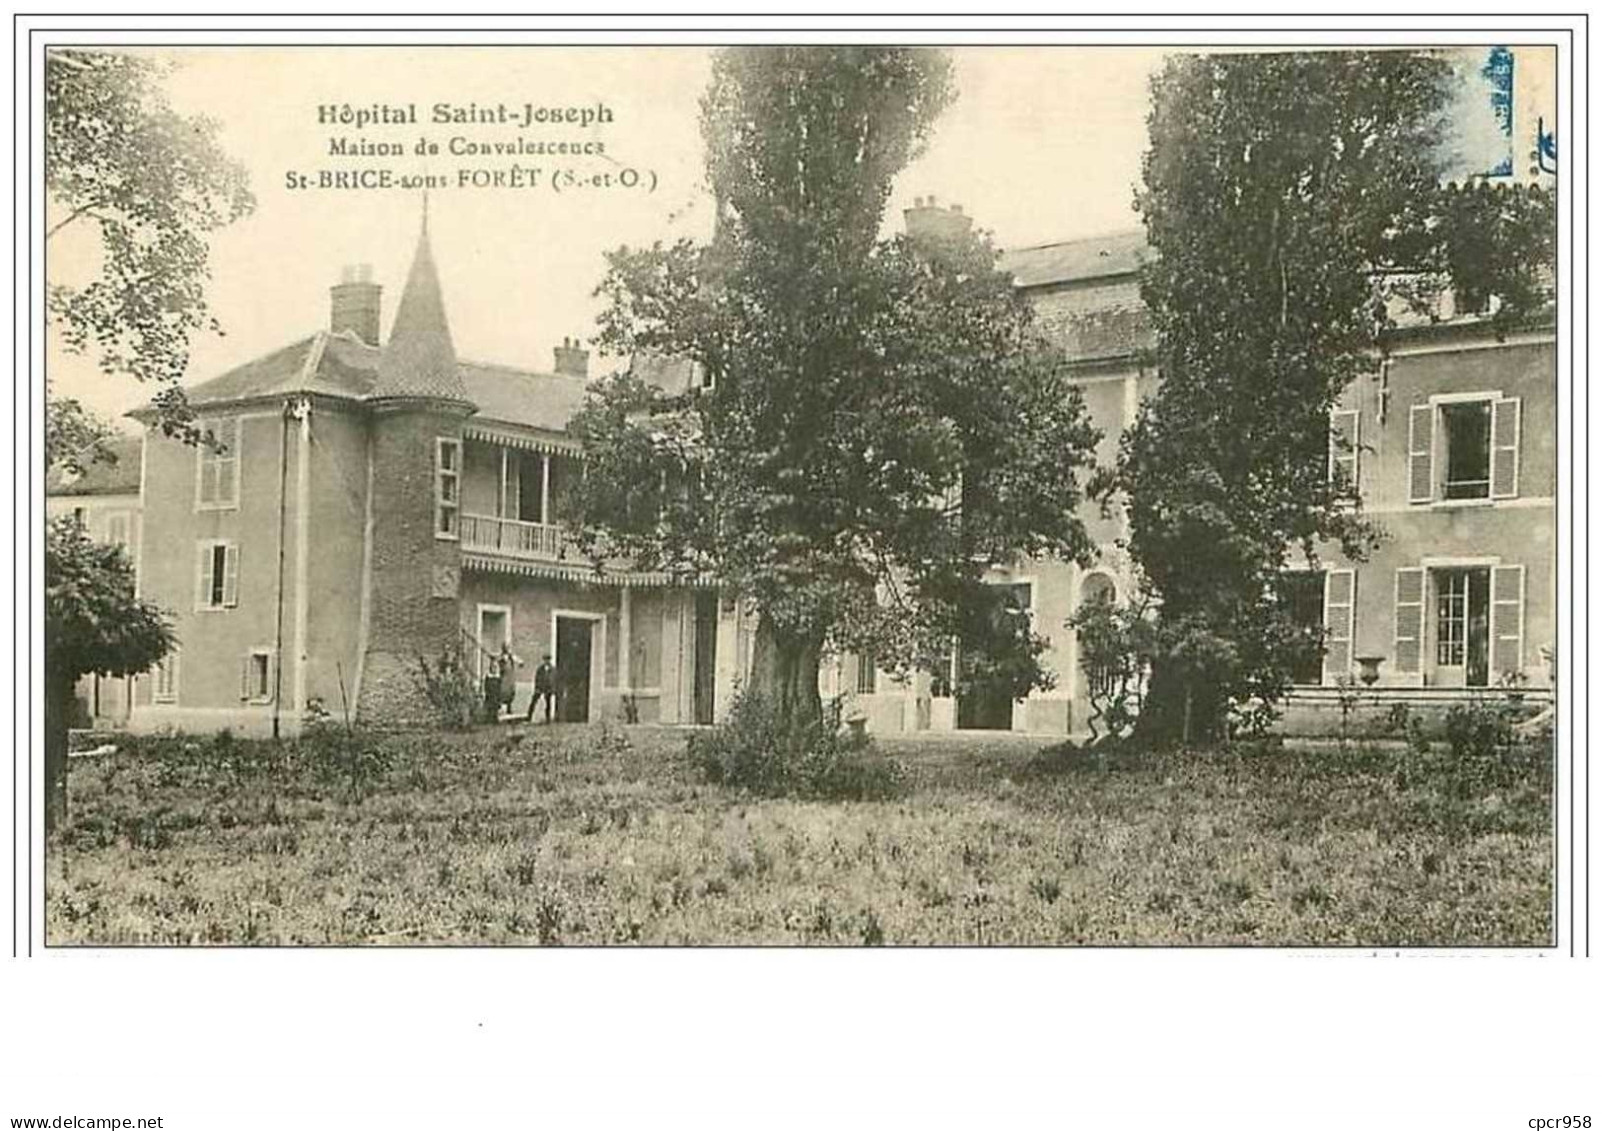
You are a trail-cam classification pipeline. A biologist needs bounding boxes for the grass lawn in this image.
[46,724,1552,946]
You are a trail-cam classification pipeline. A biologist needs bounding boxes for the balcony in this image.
[460,513,567,561]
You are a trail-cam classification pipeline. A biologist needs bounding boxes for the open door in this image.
[555,616,594,722]
[692,591,718,725]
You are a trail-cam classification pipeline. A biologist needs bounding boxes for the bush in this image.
[688,692,903,801]
[1443,698,1515,759]
[414,648,480,730]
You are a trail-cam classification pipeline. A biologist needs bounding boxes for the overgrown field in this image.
[47,725,1552,945]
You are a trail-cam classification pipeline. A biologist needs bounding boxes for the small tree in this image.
[44,517,173,835]
[1066,589,1160,747]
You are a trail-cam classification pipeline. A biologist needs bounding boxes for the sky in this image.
[46,45,1554,427]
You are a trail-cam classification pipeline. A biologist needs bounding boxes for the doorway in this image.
[956,581,1033,731]
[1434,568,1491,688]
[555,615,595,722]
[692,591,718,725]
[477,606,510,681]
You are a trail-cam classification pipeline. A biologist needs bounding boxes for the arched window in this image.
[1078,572,1119,699]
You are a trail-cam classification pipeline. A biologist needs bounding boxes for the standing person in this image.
[497,641,521,719]
[527,653,557,723]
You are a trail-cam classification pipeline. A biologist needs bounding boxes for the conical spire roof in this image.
[372,203,473,406]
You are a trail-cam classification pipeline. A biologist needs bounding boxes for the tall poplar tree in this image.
[1118,50,1555,741]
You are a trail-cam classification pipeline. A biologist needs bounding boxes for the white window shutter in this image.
[1329,410,1360,491]
[1491,397,1521,499]
[1407,404,1434,503]
[1322,569,1356,684]
[1394,567,1426,675]
[223,544,240,607]
[198,544,215,609]
[1490,565,1525,677]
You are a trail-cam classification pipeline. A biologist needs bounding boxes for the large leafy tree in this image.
[44,49,251,832]
[46,48,255,446]
[1115,51,1555,742]
[568,47,1101,721]
[44,518,173,835]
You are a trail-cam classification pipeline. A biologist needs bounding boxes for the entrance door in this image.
[956,582,1034,731]
[1434,568,1491,688]
[555,616,594,722]
[478,608,509,681]
[692,591,718,725]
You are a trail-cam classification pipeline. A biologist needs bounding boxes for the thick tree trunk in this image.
[44,667,72,840]
[1132,660,1225,747]
[746,614,824,725]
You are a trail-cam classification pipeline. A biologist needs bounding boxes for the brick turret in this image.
[357,207,479,725]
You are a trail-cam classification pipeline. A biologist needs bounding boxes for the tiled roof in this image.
[46,436,142,497]
[460,362,589,434]
[371,220,472,404]
[157,332,588,435]
[1000,230,1152,288]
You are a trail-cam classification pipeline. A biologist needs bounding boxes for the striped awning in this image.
[461,552,714,588]
[462,423,580,456]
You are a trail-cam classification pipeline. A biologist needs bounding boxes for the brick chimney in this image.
[553,336,589,378]
[903,195,974,243]
[330,264,382,346]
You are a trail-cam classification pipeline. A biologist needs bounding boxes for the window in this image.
[1278,571,1327,685]
[1435,571,1469,666]
[105,511,130,549]
[152,652,179,704]
[855,652,878,695]
[196,540,239,610]
[197,417,240,509]
[1441,401,1491,499]
[436,438,461,538]
[930,645,958,699]
[1329,409,1359,493]
[242,649,274,703]
[1433,568,1490,686]
[1408,395,1521,504]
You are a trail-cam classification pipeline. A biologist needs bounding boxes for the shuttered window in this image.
[436,438,461,538]
[1322,569,1356,685]
[1407,404,1435,504]
[1394,567,1426,675]
[241,649,275,703]
[152,652,179,704]
[1490,564,1526,678]
[197,417,240,509]
[196,541,239,610]
[1490,397,1522,498]
[1329,409,1359,495]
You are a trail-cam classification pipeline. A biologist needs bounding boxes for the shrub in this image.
[688,692,903,801]
[414,648,479,730]
[1443,698,1514,760]
[301,711,393,802]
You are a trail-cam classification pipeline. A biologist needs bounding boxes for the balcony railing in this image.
[461,513,566,561]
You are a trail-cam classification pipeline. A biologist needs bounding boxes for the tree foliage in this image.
[44,517,174,834]
[45,49,255,442]
[44,382,117,476]
[1115,50,1556,741]
[568,47,1102,719]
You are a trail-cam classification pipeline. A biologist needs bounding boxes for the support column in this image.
[292,399,312,717]
[618,585,633,692]
[540,452,551,526]
[499,446,508,518]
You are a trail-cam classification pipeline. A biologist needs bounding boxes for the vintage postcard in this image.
[35,40,1568,948]
[10,16,1593,1129]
